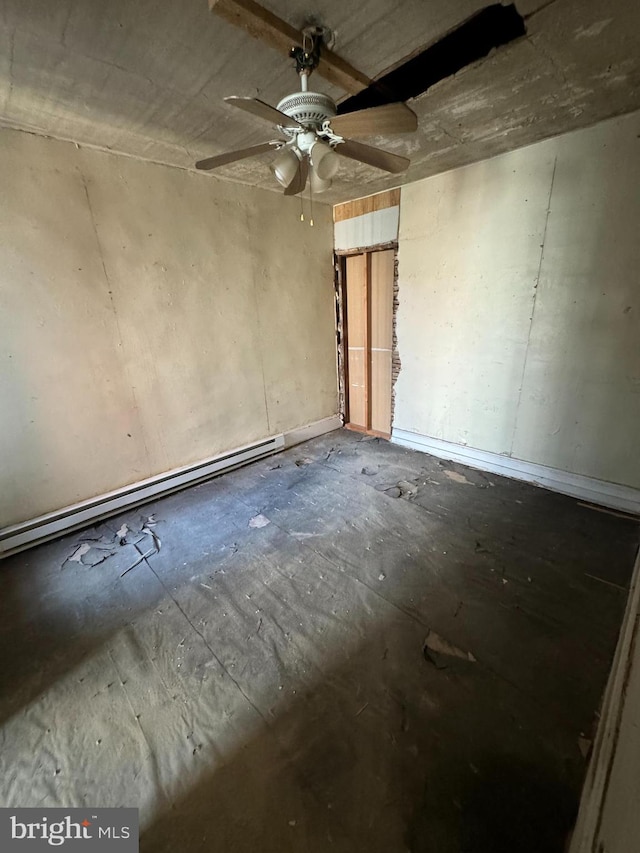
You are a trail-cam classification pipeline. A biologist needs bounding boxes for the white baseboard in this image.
[391,428,640,515]
[284,414,343,448]
[0,415,342,558]
[569,548,640,852]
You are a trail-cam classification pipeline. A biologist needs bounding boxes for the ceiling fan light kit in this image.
[310,169,332,195]
[310,140,340,180]
[194,23,417,201]
[271,146,300,188]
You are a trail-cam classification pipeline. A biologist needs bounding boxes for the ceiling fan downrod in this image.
[289,26,323,85]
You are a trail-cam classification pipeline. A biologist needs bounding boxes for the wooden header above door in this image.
[333,189,400,223]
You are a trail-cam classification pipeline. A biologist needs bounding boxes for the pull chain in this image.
[309,168,314,227]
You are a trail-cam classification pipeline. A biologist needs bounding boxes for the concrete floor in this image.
[1,430,638,852]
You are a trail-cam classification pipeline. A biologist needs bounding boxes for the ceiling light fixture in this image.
[271,147,300,188]
[310,140,340,182]
[310,167,332,194]
[195,27,417,198]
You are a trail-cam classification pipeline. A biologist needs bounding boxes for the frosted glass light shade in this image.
[311,141,340,180]
[271,148,300,187]
[310,168,332,194]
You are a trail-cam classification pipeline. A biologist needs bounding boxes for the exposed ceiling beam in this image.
[208,0,372,95]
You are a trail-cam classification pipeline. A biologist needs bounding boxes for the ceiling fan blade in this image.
[195,141,281,170]
[225,96,303,130]
[330,103,418,138]
[283,156,309,196]
[209,0,371,96]
[337,139,410,174]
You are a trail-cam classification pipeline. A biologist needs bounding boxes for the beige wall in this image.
[0,130,337,527]
[395,110,640,488]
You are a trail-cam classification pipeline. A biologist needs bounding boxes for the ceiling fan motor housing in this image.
[276,91,336,137]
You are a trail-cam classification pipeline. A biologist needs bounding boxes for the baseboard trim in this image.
[284,414,343,448]
[569,547,640,852]
[0,415,342,558]
[391,428,640,515]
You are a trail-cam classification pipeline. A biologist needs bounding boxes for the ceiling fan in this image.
[195,28,417,196]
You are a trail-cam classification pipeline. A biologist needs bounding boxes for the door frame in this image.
[334,241,398,438]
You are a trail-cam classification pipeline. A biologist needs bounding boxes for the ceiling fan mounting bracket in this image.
[289,27,323,77]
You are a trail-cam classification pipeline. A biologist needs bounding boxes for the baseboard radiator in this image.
[0,415,342,559]
[0,437,282,558]
[392,428,640,516]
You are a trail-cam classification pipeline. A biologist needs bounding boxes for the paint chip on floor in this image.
[578,736,592,758]
[444,470,474,485]
[423,630,477,668]
[249,514,270,528]
[68,543,91,562]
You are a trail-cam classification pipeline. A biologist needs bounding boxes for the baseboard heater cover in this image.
[0,415,342,558]
[391,428,640,515]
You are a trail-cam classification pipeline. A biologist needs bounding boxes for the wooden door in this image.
[345,253,368,430]
[344,249,394,437]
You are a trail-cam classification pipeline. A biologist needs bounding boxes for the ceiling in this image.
[1,0,639,204]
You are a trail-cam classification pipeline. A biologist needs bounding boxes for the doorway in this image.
[340,247,395,438]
